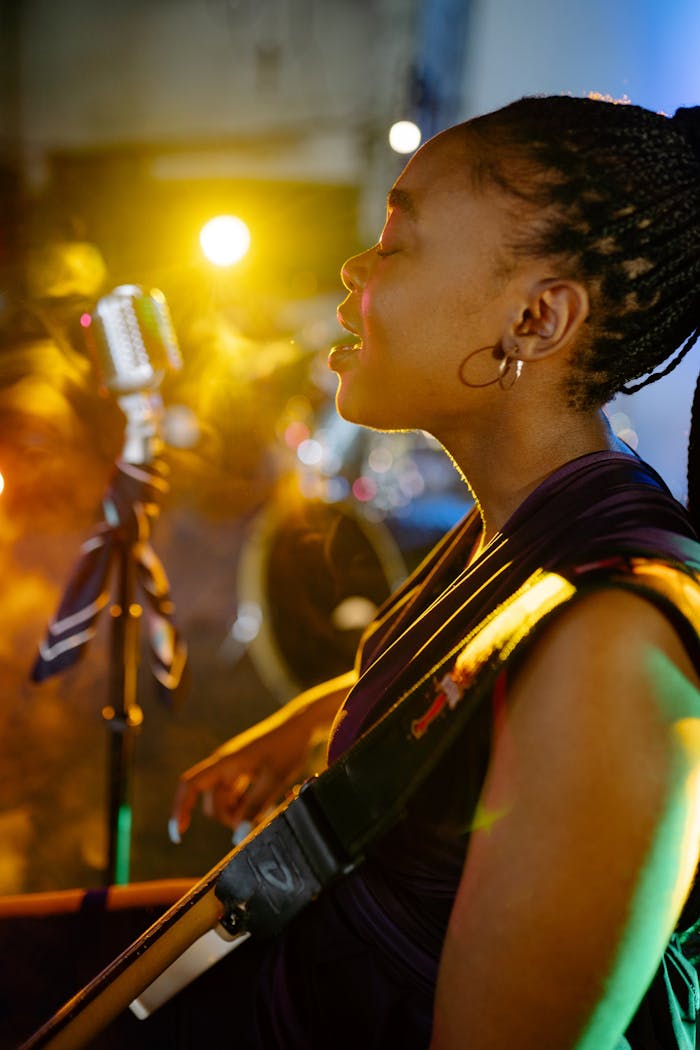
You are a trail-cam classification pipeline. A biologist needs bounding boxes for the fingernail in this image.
[168,818,181,845]
[202,790,213,818]
[232,820,253,846]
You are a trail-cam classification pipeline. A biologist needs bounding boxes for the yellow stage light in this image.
[0,472,5,496]
[199,215,251,266]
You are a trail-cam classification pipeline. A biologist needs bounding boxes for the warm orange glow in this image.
[0,472,5,496]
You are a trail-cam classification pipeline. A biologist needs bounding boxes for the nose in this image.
[340,247,373,292]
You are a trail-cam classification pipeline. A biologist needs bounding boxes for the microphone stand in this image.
[32,284,184,888]
[103,391,163,885]
[104,547,142,885]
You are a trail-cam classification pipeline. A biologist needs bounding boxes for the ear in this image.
[509,278,589,361]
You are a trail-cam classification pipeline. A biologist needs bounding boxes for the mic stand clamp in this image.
[115,391,165,468]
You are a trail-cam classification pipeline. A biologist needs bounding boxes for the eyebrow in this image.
[387,187,418,218]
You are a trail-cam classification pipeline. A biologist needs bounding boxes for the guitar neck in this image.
[19,790,308,1050]
[19,864,230,1050]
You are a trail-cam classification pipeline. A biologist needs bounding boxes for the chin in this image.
[335,391,413,434]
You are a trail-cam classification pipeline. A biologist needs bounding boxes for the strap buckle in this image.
[215,778,356,938]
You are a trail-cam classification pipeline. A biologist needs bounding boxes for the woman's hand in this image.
[170,714,324,843]
[169,670,356,843]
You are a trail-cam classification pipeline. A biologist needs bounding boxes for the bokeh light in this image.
[352,476,378,502]
[608,410,640,451]
[388,120,422,154]
[199,215,251,266]
[297,438,323,466]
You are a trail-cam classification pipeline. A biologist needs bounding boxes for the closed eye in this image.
[376,245,400,258]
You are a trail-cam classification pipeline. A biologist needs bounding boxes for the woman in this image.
[170,95,700,1049]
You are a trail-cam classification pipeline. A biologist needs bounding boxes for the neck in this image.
[436,404,617,549]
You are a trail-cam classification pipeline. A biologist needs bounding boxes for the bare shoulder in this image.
[509,583,700,738]
[485,582,700,866]
[433,583,700,1049]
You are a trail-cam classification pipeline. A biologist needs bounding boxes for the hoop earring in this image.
[498,354,523,391]
[458,344,523,390]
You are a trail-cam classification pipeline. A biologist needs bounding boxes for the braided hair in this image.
[464,95,700,527]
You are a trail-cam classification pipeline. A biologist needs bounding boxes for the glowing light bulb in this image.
[388,121,422,154]
[199,215,251,266]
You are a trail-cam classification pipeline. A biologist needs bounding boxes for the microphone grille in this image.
[92,284,182,395]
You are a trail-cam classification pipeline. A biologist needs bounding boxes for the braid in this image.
[622,329,700,394]
[467,95,700,407]
[466,95,700,529]
[689,372,700,534]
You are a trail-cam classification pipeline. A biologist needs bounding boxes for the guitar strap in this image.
[214,554,700,939]
[24,554,699,1046]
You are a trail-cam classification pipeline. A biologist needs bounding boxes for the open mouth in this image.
[328,342,361,372]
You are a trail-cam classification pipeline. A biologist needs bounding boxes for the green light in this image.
[115,803,132,885]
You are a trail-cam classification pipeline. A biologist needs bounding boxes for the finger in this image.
[232,820,254,846]
[169,761,224,841]
[208,773,254,828]
[202,774,253,821]
[201,789,214,819]
[228,767,279,830]
[169,780,198,843]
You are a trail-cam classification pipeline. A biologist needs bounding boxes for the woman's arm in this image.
[170,669,357,841]
[432,588,700,1050]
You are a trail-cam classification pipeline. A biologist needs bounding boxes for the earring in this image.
[459,344,523,390]
[498,353,523,391]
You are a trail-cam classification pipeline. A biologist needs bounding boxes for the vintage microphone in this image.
[91,283,182,456]
[32,284,186,885]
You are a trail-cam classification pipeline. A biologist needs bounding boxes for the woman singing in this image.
[169,95,700,1049]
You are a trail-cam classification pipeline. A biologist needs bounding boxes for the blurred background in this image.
[0,0,699,899]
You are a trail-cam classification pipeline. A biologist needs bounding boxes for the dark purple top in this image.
[243,449,700,1048]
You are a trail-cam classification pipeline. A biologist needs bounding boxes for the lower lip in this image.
[328,343,361,372]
